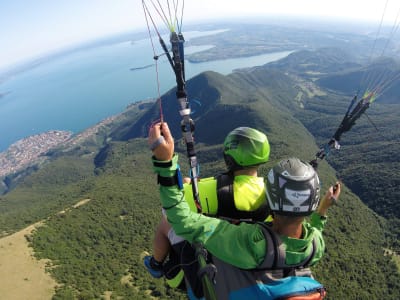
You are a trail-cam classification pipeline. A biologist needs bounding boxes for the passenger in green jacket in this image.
[144,127,271,296]
[148,122,341,299]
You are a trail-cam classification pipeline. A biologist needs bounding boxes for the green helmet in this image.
[266,157,320,216]
[223,127,270,171]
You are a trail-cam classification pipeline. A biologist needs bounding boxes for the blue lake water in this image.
[0,31,292,151]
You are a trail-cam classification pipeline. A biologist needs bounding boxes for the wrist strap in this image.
[158,174,178,186]
[157,167,183,189]
[153,156,173,168]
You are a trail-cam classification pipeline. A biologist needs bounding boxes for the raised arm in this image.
[317,182,341,217]
[148,122,266,269]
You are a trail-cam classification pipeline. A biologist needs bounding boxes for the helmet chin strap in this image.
[223,153,241,172]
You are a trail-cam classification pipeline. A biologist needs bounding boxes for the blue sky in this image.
[0,0,397,71]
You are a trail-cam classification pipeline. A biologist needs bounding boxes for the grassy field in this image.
[0,222,57,300]
[385,248,400,272]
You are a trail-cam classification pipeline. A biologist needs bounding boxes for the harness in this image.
[169,198,320,299]
[203,175,318,279]
[207,223,323,300]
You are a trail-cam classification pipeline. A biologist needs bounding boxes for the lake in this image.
[0,30,292,151]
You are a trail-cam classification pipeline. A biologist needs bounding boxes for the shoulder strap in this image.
[256,222,285,270]
[256,222,319,271]
[216,173,235,218]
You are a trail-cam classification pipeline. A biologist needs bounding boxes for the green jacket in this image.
[154,154,326,269]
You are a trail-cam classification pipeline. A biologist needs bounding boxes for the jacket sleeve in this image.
[153,155,267,269]
[309,212,327,232]
[306,212,327,266]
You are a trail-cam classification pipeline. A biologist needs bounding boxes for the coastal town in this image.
[0,130,73,177]
[0,115,118,178]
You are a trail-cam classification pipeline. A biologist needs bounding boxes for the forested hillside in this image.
[262,48,400,252]
[1,61,399,299]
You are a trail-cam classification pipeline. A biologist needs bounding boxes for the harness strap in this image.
[257,222,286,269]
[216,173,235,217]
[256,222,318,272]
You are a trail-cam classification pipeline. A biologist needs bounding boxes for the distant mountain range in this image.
[268,49,400,221]
[267,47,361,75]
[1,44,399,298]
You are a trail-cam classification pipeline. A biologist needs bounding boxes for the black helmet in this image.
[266,157,320,216]
[223,127,270,172]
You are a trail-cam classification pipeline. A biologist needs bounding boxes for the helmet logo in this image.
[285,188,311,205]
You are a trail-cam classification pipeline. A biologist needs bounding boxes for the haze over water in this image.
[0,30,292,152]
